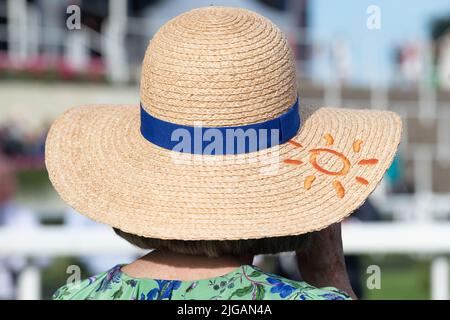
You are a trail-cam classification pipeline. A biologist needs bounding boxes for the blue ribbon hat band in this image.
[140,98,300,155]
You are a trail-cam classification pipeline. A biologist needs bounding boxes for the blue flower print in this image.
[319,293,347,300]
[266,277,297,298]
[96,265,122,292]
[126,279,137,287]
[141,288,159,300]
[140,279,182,300]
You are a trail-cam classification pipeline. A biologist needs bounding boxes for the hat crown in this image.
[140,7,298,127]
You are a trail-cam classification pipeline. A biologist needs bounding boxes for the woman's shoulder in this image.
[240,265,352,300]
[52,264,351,300]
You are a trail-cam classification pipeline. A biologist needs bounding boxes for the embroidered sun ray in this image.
[323,134,334,146]
[356,176,369,185]
[283,159,303,165]
[282,133,380,199]
[358,159,379,165]
[333,180,345,198]
[288,140,303,148]
[304,175,316,190]
[353,139,363,153]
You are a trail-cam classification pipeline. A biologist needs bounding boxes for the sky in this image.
[310,0,450,85]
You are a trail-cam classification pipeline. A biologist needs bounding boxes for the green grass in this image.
[361,255,431,300]
[16,169,52,195]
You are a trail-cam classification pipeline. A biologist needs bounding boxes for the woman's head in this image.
[114,228,311,258]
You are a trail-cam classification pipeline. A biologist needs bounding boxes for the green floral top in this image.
[53,264,351,300]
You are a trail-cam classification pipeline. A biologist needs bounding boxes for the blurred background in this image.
[0,0,450,300]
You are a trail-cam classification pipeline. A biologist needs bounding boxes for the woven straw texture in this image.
[45,7,402,240]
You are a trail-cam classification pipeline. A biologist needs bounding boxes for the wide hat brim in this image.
[45,104,402,240]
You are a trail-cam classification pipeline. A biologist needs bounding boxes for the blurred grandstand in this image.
[0,0,450,300]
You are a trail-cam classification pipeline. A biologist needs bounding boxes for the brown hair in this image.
[114,228,311,257]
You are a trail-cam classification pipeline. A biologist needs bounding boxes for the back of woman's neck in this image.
[121,250,254,281]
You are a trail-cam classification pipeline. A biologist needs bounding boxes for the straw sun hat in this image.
[46,7,402,240]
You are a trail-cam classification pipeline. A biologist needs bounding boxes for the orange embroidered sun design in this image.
[284,134,379,199]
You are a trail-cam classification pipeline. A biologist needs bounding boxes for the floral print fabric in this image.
[53,264,351,300]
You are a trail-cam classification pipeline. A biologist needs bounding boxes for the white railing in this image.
[0,222,449,300]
